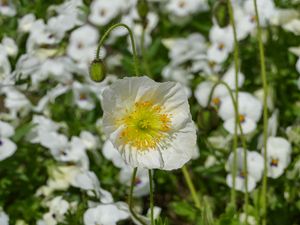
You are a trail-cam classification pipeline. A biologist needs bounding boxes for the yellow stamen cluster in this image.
[117,101,171,151]
[239,114,246,123]
[270,158,279,167]
[212,97,221,106]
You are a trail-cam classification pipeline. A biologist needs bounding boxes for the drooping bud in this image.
[197,107,219,134]
[213,1,230,28]
[137,0,149,22]
[89,59,106,82]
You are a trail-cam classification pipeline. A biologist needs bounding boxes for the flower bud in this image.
[137,0,149,21]
[197,107,219,134]
[89,59,106,82]
[213,1,230,28]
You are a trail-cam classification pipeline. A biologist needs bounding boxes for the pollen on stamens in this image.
[116,101,172,151]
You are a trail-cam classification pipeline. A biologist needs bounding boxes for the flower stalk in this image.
[149,170,154,225]
[226,0,249,220]
[182,165,201,209]
[253,0,269,224]
[95,23,140,76]
[129,168,148,225]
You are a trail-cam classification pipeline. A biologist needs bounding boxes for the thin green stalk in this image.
[227,0,240,211]
[182,166,201,209]
[141,27,152,76]
[227,0,249,220]
[95,23,140,76]
[208,79,249,217]
[253,1,269,224]
[149,170,154,225]
[129,168,147,225]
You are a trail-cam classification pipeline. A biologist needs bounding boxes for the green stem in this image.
[129,168,147,225]
[141,27,152,76]
[208,79,249,217]
[149,170,154,225]
[227,0,249,220]
[182,166,201,209]
[227,0,239,211]
[253,1,269,224]
[95,23,140,76]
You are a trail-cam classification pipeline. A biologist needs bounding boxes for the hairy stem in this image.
[149,170,154,225]
[129,168,147,225]
[253,1,269,224]
[95,23,139,76]
[227,0,249,219]
[182,165,201,209]
[141,27,152,76]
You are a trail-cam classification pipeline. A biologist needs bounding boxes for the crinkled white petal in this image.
[118,121,197,170]
[102,140,127,168]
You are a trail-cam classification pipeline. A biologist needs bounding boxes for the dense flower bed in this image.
[0,0,300,224]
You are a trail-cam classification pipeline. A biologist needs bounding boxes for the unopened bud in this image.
[213,1,230,28]
[197,107,219,134]
[89,59,106,82]
[137,0,149,21]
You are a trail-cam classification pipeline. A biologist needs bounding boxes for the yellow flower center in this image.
[270,158,279,167]
[117,101,172,151]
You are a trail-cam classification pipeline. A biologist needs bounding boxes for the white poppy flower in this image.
[0,121,16,161]
[102,76,197,170]
[102,139,127,168]
[266,137,292,179]
[119,166,150,197]
[226,148,264,192]
[89,0,121,26]
[83,202,129,225]
[0,211,9,225]
[218,92,262,134]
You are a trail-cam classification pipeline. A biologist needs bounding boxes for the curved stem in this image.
[227,0,249,219]
[182,166,201,209]
[149,170,154,225]
[95,23,140,76]
[253,1,269,224]
[208,79,249,213]
[129,168,147,225]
